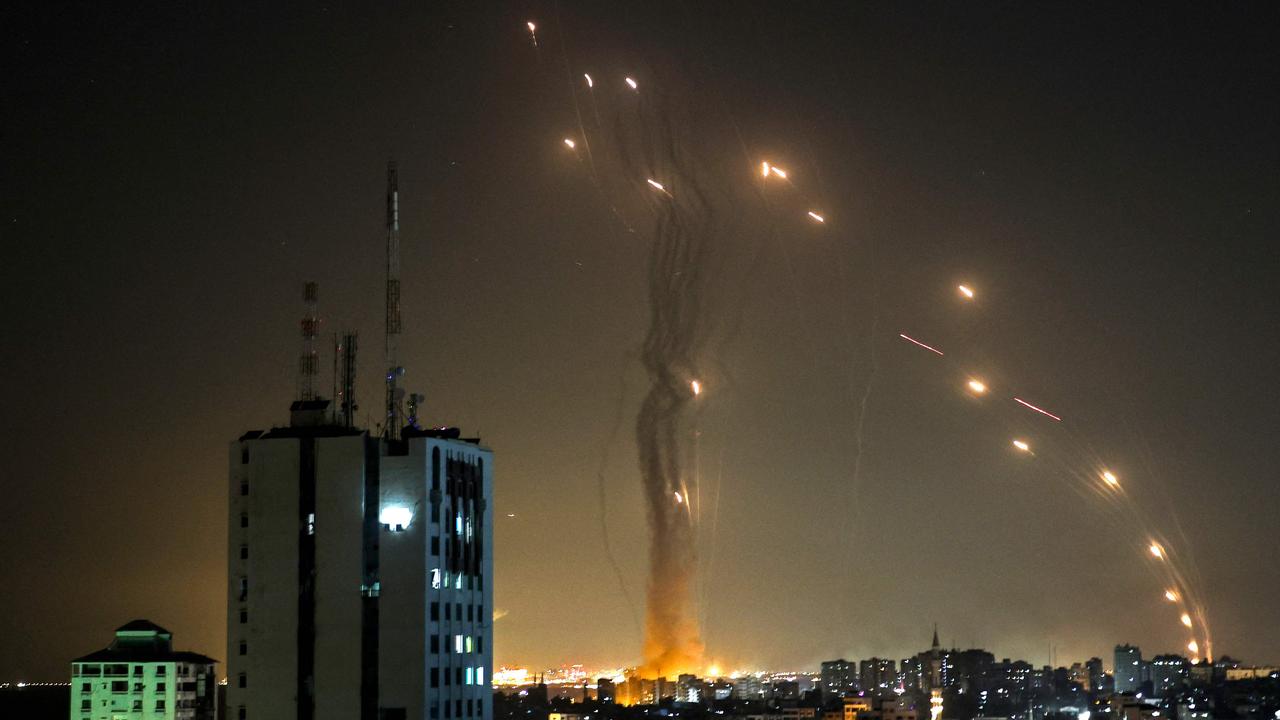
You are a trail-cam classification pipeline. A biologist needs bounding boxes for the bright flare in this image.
[674,491,684,504]
[1102,470,1119,487]
[770,166,787,179]
[899,333,945,356]
[967,379,988,394]
[707,665,722,678]
[563,138,576,149]
[691,380,702,396]
[1187,640,1199,654]
[958,284,975,299]
[808,211,825,223]
[1012,439,1031,452]
[1165,590,1178,602]
[647,178,665,191]
[1149,542,1164,559]
[1181,613,1193,628]
[1014,397,1063,422]
[761,161,771,178]
[526,21,536,32]
[584,73,593,88]
[625,76,638,90]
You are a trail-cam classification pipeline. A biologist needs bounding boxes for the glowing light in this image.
[674,491,684,504]
[563,138,576,149]
[1149,542,1164,559]
[707,665,722,678]
[1165,590,1178,602]
[691,380,702,396]
[379,506,412,529]
[526,21,536,32]
[958,284,975,299]
[584,73,593,88]
[899,333,945,356]
[967,379,987,394]
[625,77,638,90]
[1188,640,1199,654]
[1012,439,1031,452]
[1181,613,1193,628]
[761,161,771,178]
[769,166,787,179]
[808,211,825,223]
[1014,397,1063,422]
[646,178,666,192]
[1102,470,1119,487]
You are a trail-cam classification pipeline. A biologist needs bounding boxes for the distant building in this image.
[595,678,615,704]
[860,659,897,692]
[1150,655,1188,697]
[822,660,858,697]
[70,620,216,720]
[843,697,873,720]
[1114,645,1143,694]
[1086,657,1108,694]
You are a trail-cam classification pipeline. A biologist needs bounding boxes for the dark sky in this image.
[3,1,1278,681]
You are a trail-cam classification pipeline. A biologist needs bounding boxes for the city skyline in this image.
[3,1,1279,684]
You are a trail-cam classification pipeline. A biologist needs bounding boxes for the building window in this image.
[467,604,473,622]
[156,700,166,710]
[430,602,439,621]
[431,536,439,555]
[240,513,249,528]
[239,641,247,656]
[238,577,248,601]
[81,683,90,693]
[477,636,483,654]
[156,682,165,692]
[445,603,451,621]
[241,447,249,464]
[430,635,438,653]
[455,699,462,717]
[431,668,439,688]
[81,700,91,711]
[477,667,485,685]
[239,608,248,624]
[133,700,142,711]
[239,673,246,688]
[465,667,474,685]
[465,636,472,653]
[240,545,249,560]
[155,666,165,676]
[240,480,249,496]
[455,668,462,686]
[239,707,246,720]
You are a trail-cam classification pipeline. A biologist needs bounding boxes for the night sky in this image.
[3,1,1278,681]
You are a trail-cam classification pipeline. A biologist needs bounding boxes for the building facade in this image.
[70,620,216,720]
[226,400,494,720]
[1114,645,1143,694]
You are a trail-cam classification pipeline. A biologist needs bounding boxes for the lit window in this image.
[455,635,463,653]
[381,506,412,531]
[431,568,441,589]
[465,636,473,653]
[466,667,474,685]
[456,512,462,534]
[477,667,485,685]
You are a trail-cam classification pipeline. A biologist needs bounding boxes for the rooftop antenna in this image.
[334,331,358,427]
[298,281,319,401]
[384,161,404,439]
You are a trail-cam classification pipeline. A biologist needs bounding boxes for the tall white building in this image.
[227,400,494,720]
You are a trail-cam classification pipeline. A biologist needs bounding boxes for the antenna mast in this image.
[298,281,319,401]
[384,161,403,439]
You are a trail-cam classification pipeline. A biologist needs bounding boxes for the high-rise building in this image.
[1150,655,1189,697]
[1114,645,1143,693]
[860,658,897,691]
[822,659,858,697]
[70,620,216,720]
[227,400,494,720]
[1086,657,1108,694]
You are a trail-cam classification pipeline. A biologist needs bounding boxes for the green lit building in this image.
[70,620,217,720]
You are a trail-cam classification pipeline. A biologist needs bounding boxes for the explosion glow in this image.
[1188,640,1200,654]
[899,333,945,356]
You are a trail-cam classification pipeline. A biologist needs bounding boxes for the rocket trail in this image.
[1013,397,1062,422]
[898,333,945,356]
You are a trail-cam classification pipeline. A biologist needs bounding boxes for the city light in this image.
[379,506,412,529]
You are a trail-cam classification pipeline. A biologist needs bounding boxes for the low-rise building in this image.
[70,620,216,720]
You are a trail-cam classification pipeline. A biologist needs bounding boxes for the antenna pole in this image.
[384,161,402,439]
[298,282,319,401]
